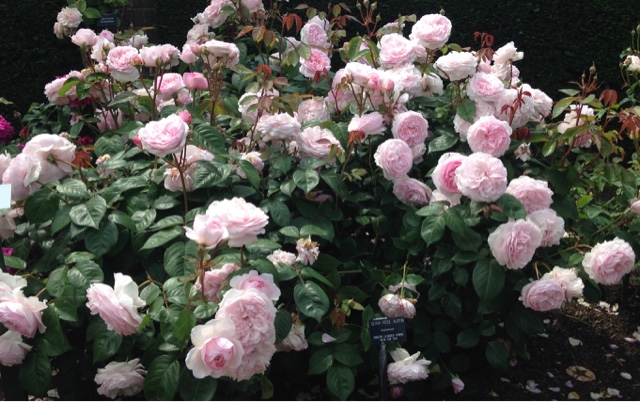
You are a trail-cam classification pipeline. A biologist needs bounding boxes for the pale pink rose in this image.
[95,359,146,399]
[625,55,640,73]
[557,105,594,145]
[155,73,184,101]
[183,72,208,90]
[387,348,430,384]
[452,377,465,394]
[348,112,385,137]
[520,279,565,311]
[0,290,47,338]
[0,330,32,367]
[22,133,75,184]
[631,198,640,216]
[505,176,553,214]
[297,126,343,161]
[216,288,277,347]
[307,15,330,32]
[454,152,507,202]
[541,267,584,300]
[300,22,329,49]
[185,214,229,249]
[186,23,210,44]
[374,139,414,180]
[140,44,180,68]
[96,108,123,132]
[180,43,198,64]
[257,113,301,142]
[201,39,240,68]
[276,318,307,352]
[379,33,417,69]
[488,219,543,269]
[296,237,320,265]
[386,65,423,97]
[206,197,269,247]
[582,238,636,285]
[514,142,531,162]
[57,7,82,28]
[129,34,148,48]
[44,77,71,105]
[467,72,505,103]
[0,209,20,240]
[198,0,233,29]
[466,116,512,157]
[300,48,331,79]
[2,154,42,201]
[53,22,65,39]
[107,46,140,82]
[185,318,244,379]
[99,29,114,41]
[530,88,553,119]
[164,145,213,192]
[0,272,27,293]
[378,294,416,319]
[391,111,429,147]
[196,263,240,303]
[494,87,536,129]
[393,177,432,207]
[237,89,279,123]
[267,250,297,268]
[71,28,98,47]
[432,152,467,195]
[229,270,280,301]
[435,51,477,81]
[241,0,263,13]
[419,72,444,96]
[431,189,462,207]
[410,14,452,50]
[91,37,115,63]
[297,99,331,123]
[137,114,189,158]
[86,273,145,336]
[235,151,264,179]
[343,62,377,88]
[454,100,496,140]
[526,208,565,247]
[493,41,524,65]
[231,341,276,381]
[411,143,427,165]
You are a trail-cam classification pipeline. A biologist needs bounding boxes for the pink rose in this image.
[257,112,301,142]
[300,22,329,49]
[297,99,331,123]
[196,263,240,303]
[582,238,636,285]
[230,341,276,381]
[410,14,452,50]
[229,270,280,301]
[435,51,477,81]
[488,219,542,269]
[391,111,429,147]
[216,288,277,347]
[378,294,416,319]
[297,126,343,161]
[431,152,467,195]
[625,55,640,73]
[96,109,123,132]
[420,73,444,96]
[386,65,423,97]
[91,37,115,63]
[95,359,146,399]
[348,112,385,137]
[454,152,507,202]
[467,72,505,103]
[86,273,145,336]
[530,88,553,119]
[22,133,75,184]
[374,139,414,180]
[206,197,269,247]
[107,46,140,82]
[494,88,536,129]
[520,279,565,312]
[541,267,584,300]
[267,250,297,267]
[198,0,233,29]
[71,28,98,47]
[129,34,148,48]
[180,43,198,64]
[387,348,430,384]
[526,208,565,247]
[276,318,308,352]
[137,114,189,158]
[155,73,184,101]
[493,41,524,65]
[505,176,553,214]
[466,116,512,157]
[0,330,32,366]
[296,237,320,265]
[183,72,208,90]
[185,214,228,249]
[452,377,465,394]
[0,290,47,338]
[379,33,417,69]
[241,0,263,13]
[0,272,27,293]
[392,177,432,207]
[57,7,83,28]
[164,145,213,192]
[343,62,377,88]
[300,48,331,79]
[185,318,245,379]
[2,154,42,201]
[631,198,640,216]
[201,39,240,68]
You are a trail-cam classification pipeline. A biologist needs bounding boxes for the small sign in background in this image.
[369,317,407,345]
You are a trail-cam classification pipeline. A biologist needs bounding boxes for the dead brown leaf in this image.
[566,365,596,382]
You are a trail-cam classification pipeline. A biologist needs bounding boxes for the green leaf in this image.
[473,260,505,301]
[68,259,104,289]
[85,221,119,257]
[150,215,184,231]
[327,364,354,401]
[300,221,335,242]
[301,267,335,289]
[40,307,72,356]
[70,196,107,229]
[164,241,198,277]
[552,97,576,119]
[238,159,261,189]
[141,226,183,251]
[154,195,181,210]
[456,328,480,348]
[294,281,329,323]
[56,179,88,198]
[332,344,364,367]
[293,169,320,193]
[94,136,125,156]
[444,207,466,234]
[19,349,51,397]
[193,125,226,153]
[173,308,196,341]
[268,200,291,227]
[486,340,510,371]
[24,188,60,223]
[108,91,139,108]
[421,214,445,246]
[51,204,72,235]
[457,99,477,123]
[261,375,274,399]
[308,347,333,375]
[495,193,526,220]
[320,170,349,198]
[144,356,180,401]
[275,310,293,343]
[133,209,157,233]
[428,133,458,154]
[82,7,101,18]
[4,255,26,270]
[53,298,79,322]
[179,368,217,401]
[93,329,123,363]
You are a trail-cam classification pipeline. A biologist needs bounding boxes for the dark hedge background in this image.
[1,0,638,123]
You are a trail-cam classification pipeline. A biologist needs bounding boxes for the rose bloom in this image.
[257,112,301,142]
[196,263,240,303]
[95,359,146,399]
[452,377,465,394]
[431,189,462,207]
[387,348,430,385]
[229,270,281,301]
[488,219,542,270]
[0,272,27,293]
[297,98,331,123]
[129,34,148,48]
[201,39,240,68]
[106,46,140,82]
[164,145,213,192]
[0,290,47,338]
[180,44,198,64]
[0,330,32,367]
[391,111,429,147]
[505,176,553,215]
[420,72,444,96]
[296,126,343,161]
[0,208,20,241]
[393,177,432,207]
[492,41,524,65]
[630,198,640,216]
[454,100,496,140]
[22,133,75,184]
[300,48,331,79]
[466,116,512,157]
[241,0,263,13]
[541,267,584,300]
[582,237,636,285]
[431,152,467,195]
[467,72,505,103]
[557,105,594,140]
[231,341,276,381]
[57,6,82,28]
[2,154,42,202]
[300,21,329,49]
[625,55,640,73]
[374,139,414,180]
[378,294,416,319]
[410,14,452,50]
[344,62,377,88]
[137,114,189,158]
[276,317,308,352]
[526,208,565,247]
[520,278,566,312]
[183,72,208,90]
[154,73,184,101]
[296,237,320,265]
[454,152,507,203]
[198,0,233,29]
[185,318,245,379]
[216,288,277,347]
[495,87,537,129]
[267,250,297,268]
[435,51,478,81]
[206,197,269,247]
[379,33,417,69]
[71,28,98,47]
[185,214,229,249]
[86,273,146,336]
[530,88,553,119]
[348,112,386,137]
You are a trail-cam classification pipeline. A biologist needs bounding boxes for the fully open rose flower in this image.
[267,250,297,268]
[387,348,430,385]
[300,21,330,49]
[57,6,82,28]
[582,238,636,285]
[206,197,269,247]
[185,318,245,379]
[374,139,414,180]
[625,55,640,73]
[0,330,31,367]
[392,111,429,147]
[231,341,276,381]
[296,126,343,160]
[410,14,452,50]
[196,263,240,303]
[435,51,478,81]
[229,270,281,301]
[297,98,331,123]
[393,177,432,207]
[541,267,584,300]
[185,213,229,249]
[378,294,416,319]
[86,273,145,335]
[379,33,417,69]
[454,152,507,202]
[506,176,554,214]
[197,0,233,28]
[299,48,331,79]
[95,359,146,399]
[467,72,505,103]
[0,289,47,338]
[526,208,565,247]
[216,288,277,347]
[348,112,385,137]
[164,145,213,192]
[201,39,240,68]
[432,152,467,195]
[22,133,75,184]
[466,116,512,157]
[107,46,140,82]
[2,154,42,202]
[276,317,308,352]
[137,114,189,158]
[520,278,566,312]
[296,237,320,265]
[488,219,543,269]
[257,112,301,142]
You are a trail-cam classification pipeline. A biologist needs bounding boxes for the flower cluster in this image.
[520,267,584,311]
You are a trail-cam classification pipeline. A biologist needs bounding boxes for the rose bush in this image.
[1,1,639,400]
